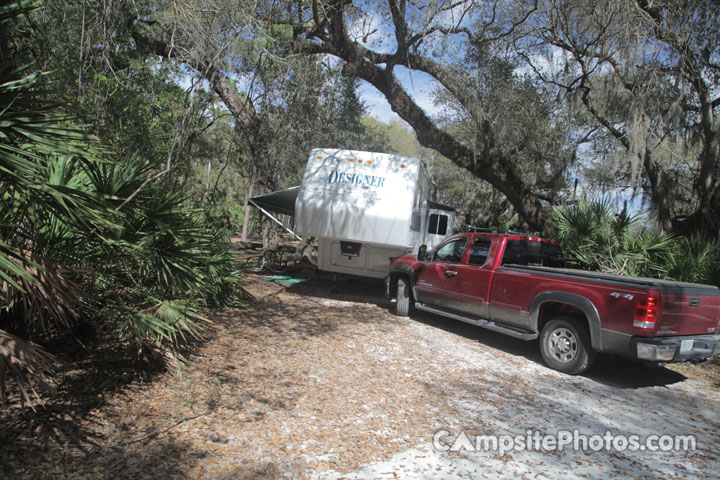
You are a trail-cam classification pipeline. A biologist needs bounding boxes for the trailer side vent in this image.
[340,241,362,257]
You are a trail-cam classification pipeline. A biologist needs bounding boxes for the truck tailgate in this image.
[656,285,720,336]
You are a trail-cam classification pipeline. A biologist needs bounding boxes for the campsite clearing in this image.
[1,270,718,479]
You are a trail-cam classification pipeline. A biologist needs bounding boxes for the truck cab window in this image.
[542,244,565,268]
[468,238,492,266]
[432,238,467,264]
[502,240,565,267]
[428,214,448,235]
[502,240,530,265]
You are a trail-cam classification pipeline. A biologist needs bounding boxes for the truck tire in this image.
[395,277,411,316]
[540,317,596,374]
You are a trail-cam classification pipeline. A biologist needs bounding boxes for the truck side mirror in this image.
[417,244,427,262]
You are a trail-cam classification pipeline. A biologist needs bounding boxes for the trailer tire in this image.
[540,317,596,375]
[395,277,411,316]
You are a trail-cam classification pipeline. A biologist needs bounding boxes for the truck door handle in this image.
[445,270,458,277]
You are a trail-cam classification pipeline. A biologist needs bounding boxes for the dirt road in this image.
[2,271,719,479]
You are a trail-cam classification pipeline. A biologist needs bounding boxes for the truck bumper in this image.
[631,334,720,362]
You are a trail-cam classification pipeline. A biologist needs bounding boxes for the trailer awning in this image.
[429,200,456,212]
[249,186,300,216]
[248,186,303,242]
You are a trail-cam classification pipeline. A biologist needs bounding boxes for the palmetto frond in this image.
[0,329,56,409]
[0,38,111,405]
[667,235,720,286]
[602,231,674,278]
[111,299,207,363]
[1,252,82,333]
[551,199,673,278]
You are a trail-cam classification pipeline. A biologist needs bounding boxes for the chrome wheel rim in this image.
[548,327,578,362]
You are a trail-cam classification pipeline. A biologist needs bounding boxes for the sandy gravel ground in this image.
[1,270,718,479]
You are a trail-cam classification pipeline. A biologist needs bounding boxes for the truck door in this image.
[416,236,469,311]
[453,236,494,319]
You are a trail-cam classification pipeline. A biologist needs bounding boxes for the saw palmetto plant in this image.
[0,2,248,408]
[551,199,719,287]
[0,61,112,407]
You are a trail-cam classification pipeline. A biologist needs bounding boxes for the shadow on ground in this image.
[407,304,687,390]
[0,348,204,479]
[0,434,202,479]
[272,268,691,390]
[0,315,229,480]
[265,268,690,390]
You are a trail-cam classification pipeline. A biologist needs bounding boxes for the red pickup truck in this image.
[385,232,720,374]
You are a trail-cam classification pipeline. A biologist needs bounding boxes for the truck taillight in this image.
[634,297,657,329]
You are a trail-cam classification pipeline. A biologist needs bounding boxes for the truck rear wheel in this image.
[540,317,595,374]
[395,277,411,316]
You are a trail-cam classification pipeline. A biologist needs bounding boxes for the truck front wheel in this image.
[395,277,411,316]
[540,317,596,374]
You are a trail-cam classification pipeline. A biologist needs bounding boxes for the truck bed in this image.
[500,264,720,296]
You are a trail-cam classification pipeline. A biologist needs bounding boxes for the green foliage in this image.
[0,65,113,288]
[551,199,720,287]
[666,235,720,287]
[0,1,249,407]
[1,73,249,362]
[80,160,250,353]
[86,63,189,165]
[182,118,248,233]
[552,198,671,276]
[0,58,112,403]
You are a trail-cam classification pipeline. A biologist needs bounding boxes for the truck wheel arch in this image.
[388,264,417,300]
[530,292,603,352]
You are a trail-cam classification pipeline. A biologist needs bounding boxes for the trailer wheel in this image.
[540,317,596,374]
[395,277,411,316]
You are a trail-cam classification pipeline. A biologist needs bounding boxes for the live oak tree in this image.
[25,0,720,239]
[260,0,718,237]
[84,0,720,238]
[518,0,720,235]
[261,0,572,234]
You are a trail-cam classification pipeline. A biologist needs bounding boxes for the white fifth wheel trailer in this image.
[249,148,455,279]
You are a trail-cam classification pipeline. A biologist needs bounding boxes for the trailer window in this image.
[502,240,565,268]
[428,214,448,235]
[468,238,492,266]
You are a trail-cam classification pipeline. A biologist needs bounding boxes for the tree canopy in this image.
[256,0,719,236]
